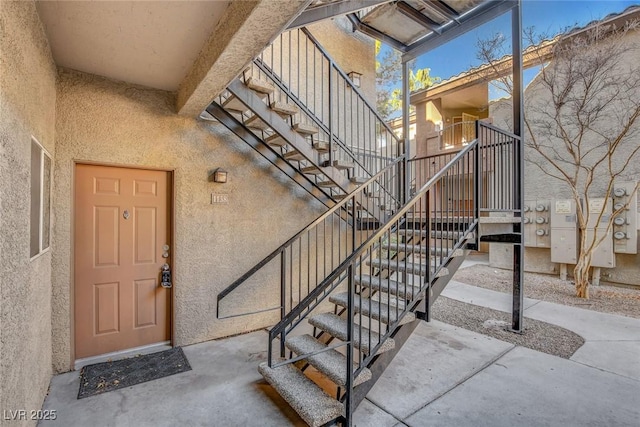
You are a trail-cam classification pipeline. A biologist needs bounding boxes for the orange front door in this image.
[74,164,171,359]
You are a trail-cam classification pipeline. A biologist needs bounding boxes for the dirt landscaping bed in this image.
[451,263,640,319]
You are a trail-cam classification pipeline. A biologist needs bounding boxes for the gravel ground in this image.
[427,255,639,359]
[431,297,585,359]
[452,262,640,319]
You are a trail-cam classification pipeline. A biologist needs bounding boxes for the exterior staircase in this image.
[213,26,521,427]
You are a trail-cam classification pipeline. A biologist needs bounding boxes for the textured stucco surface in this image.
[487,32,640,286]
[307,17,376,105]
[52,69,328,371]
[0,1,57,424]
[177,0,309,116]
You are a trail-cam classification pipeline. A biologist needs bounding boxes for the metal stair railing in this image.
[438,120,477,150]
[252,26,402,181]
[265,121,521,424]
[216,156,405,321]
[409,121,522,214]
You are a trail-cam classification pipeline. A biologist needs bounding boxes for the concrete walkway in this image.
[442,279,640,381]
[40,264,640,426]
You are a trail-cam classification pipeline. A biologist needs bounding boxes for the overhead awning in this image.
[290,0,519,61]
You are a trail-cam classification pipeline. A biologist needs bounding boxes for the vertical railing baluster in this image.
[474,122,481,248]
[280,250,286,358]
[345,263,354,426]
[328,62,333,165]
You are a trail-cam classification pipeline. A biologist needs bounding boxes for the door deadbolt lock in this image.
[160,263,172,288]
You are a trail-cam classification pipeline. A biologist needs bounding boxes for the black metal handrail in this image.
[250,58,379,184]
[410,121,521,212]
[299,27,400,139]
[267,137,481,348]
[216,156,405,319]
[265,122,521,422]
[252,27,402,178]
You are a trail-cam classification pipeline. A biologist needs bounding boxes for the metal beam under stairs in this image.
[210,76,388,225]
[226,78,354,196]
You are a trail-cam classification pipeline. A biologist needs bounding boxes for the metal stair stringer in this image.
[206,102,335,208]
[226,79,354,195]
[348,239,475,408]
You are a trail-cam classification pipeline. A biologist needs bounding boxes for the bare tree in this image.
[477,20,640,298]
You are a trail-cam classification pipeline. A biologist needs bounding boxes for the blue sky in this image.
[379,0,638,102]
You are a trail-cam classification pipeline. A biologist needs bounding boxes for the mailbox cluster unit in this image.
[523,181,638,267]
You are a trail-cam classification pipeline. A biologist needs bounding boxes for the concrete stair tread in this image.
[258,361,342,427]
[367,259,450,277]
[350,176,368,185]
[221,95,247,112]
[317,180,339,188]
[245,77,275,94]
[245,115,270,130]
[308,312,395,355]
[323,160,355,170]
[380,242,428,253]
[355,275,421,300]
[329,292,415,326]
[270,101,299,116]
[283,150,306,161]
[264,133,287,147]
[293,122,319,135]
[380,243,465,257]
[396,229,428,238]
[285,334,372,387]
[431,230,474,239]
[301,165,323,175]
[313,141,334,153]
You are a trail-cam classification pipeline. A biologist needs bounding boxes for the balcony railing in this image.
[438,120,476,150]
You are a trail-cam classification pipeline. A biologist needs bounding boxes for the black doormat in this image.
[78,347,191,399]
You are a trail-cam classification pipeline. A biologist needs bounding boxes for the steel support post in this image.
[511,0,525,332]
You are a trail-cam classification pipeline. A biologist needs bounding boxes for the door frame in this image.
[70,160,176,369]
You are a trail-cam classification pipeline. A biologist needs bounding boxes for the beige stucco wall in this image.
[51,69,329,371]
[0,1,57,424]
[308,17,376,105]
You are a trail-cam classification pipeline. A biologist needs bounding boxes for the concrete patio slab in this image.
[41,330,306,427]
[365,321,513,420]
[352,399,401,427]
[442,280,540,312]
[39,275,640,427]
[404,346,640,427]
[440,280,640,381]
[571,341,640,381]
[524,301,640,341]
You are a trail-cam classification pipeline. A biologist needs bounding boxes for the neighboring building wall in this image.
[413,100,489,157]
[488,33,640,286]
[414,99,442,157]
[51,70,327,371]
[0,1,57,423]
